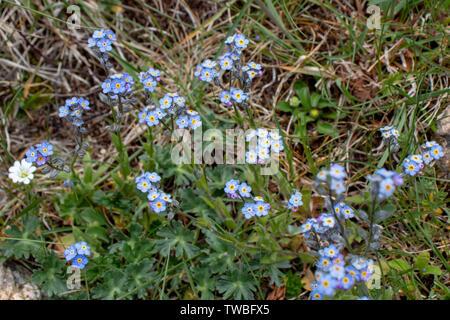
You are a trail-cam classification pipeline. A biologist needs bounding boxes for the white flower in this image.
[8,159,36,184]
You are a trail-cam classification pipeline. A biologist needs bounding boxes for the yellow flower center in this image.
[20,171,29,178]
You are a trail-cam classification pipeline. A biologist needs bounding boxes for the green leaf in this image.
[31,251,67,297]
[154,221,199,259]
[192,266,217,300]
[298,252,315,264]
[277,101,293,113]
[2,215,44,260]
[317,121,337,137]
[294,82,310,109]
[125,258,157,299]
[86,226,109,242]
[80,208,108,226]
[388,259,411,272]
[216,266,257,300]
[92,270,129,300]
[422,265,442,276]
[310,92,321,107]
[414,251,430,270]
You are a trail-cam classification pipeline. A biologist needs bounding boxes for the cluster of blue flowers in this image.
[402,141,444,176]
[245,129,283,164]
[139,68,161,93]
[287,189,303,212]
[421,141,444,163]
[58,97,90,128]
[88,29,116,53]
[300,213,336,235]
[220,87,249,106]
[332,202,354,219]
[367,168,403,200]
[194,59,219,83]
[379,125,399,141]
[64,241,90,269]
[138,92,201,130]
[195,33,262,109]
[102,73,134,98]
[311,247,374,300]
[136,171,173,213]
[224,179,270,218]
[379,125,400,152]
[25,142,54,166]
[241,62,262,79]
[315,164,347,195]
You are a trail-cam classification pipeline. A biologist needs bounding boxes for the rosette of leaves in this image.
[277,81,342,137]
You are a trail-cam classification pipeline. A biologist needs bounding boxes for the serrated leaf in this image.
[92,270,129,300]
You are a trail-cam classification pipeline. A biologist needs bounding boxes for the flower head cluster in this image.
[379,126,399,141]
[194,59,220,83]
[139,68,161,93]
[58,97,90,128]
[88,29,116,53]
[64,241,91,269]
[300,213,336,236]
[401,141,444,176]
[315,164,347,195]
[224,179,270,218]
[224,33,250,50]
[332,202,354,219]
[241,61,263,79]
[420,141,444,165]
[220,88,249,106]
[379,125,400,152]
[402,155,424,176]
[25,142,54,166]
[102,73,134,98]
[311,247,374,300]
[195,33,261,109]
[139,92,201,130]
[287,189,303,212]
[8,159,36,185]
[245,129,283,164]
[366,168,403,200]
[136,171,173,213]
